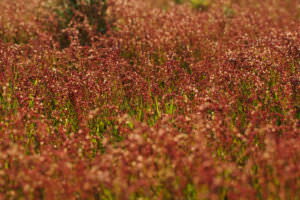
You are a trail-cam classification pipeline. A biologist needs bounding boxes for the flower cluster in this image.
[0,0,299,199]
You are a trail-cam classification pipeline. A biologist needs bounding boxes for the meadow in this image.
[0,0,299,199]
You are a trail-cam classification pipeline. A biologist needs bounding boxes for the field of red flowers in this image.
[0,0,299,199]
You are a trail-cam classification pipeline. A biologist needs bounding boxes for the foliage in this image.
[0,0,299,199]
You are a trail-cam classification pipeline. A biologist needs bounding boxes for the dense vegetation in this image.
[0,0,299,199]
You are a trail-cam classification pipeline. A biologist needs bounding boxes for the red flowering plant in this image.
[0,0,299,199]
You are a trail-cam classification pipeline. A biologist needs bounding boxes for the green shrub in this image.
[53,0,108,47]
[190,0,212,10]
